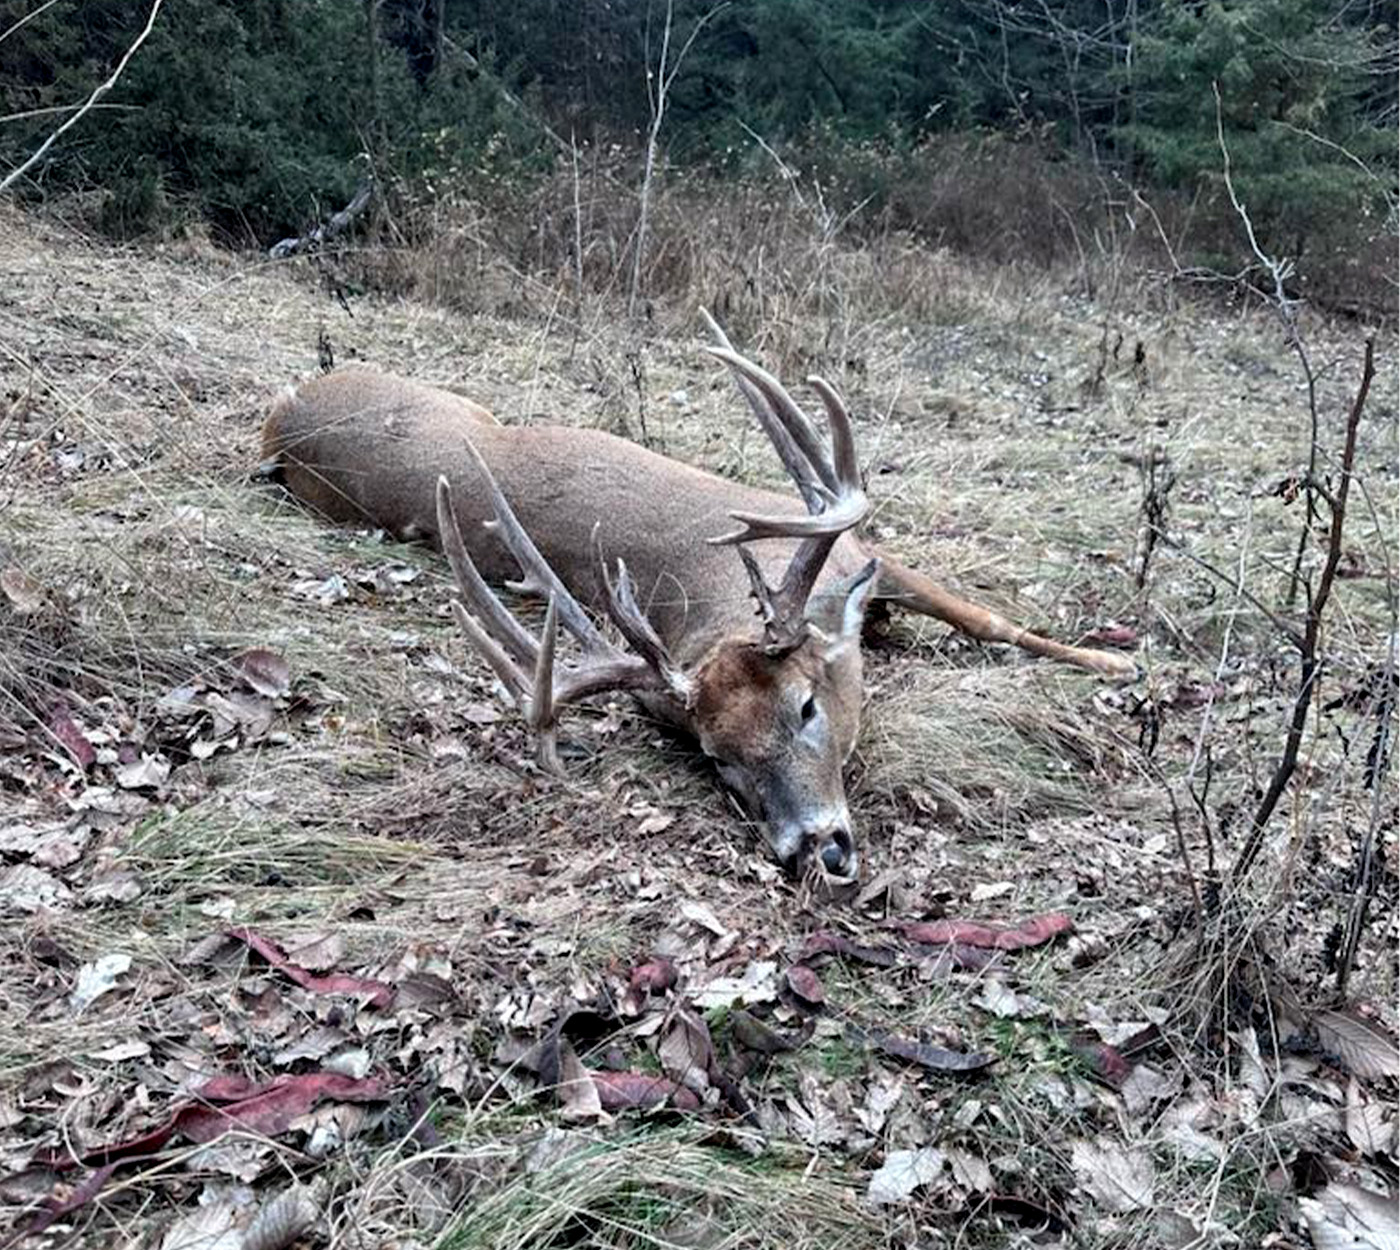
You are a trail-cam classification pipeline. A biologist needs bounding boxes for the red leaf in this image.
[1068,1038,1132,1088]
[34,1072,388,1170]
[590,1071,701,1112]
[798,931,898,967]
[903,912,1073,951]
[628,958,678,994]
[226,927,395,1008]
[47,706,95,770]
[13,1163,118,1243]
[178,1072,387,1144]
[785,964,826,1007]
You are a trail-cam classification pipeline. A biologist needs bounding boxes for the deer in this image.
[260,313,1137,881]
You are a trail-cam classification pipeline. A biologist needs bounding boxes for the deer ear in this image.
[809,558,881,659]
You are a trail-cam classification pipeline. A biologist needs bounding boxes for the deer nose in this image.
[817,827,857,877]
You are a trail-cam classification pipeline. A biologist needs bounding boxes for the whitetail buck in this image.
[261,314,1136,879]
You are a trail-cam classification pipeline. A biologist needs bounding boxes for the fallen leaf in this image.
[236,648,292,698]
[946,1147,993,1193]
[1314,1010,1399,1081]
[679,900,729,938]
[557,1043,603,1121]
[867,1031,995,1075]
[47,707,95,770]
[731,1010,799,1055]
[225,928,394,1009]
[36,1072,389,1169]
[1301,1181,1399,1250]
[785,964,825,1008]
[901,912,1073,951]
[1070,1138,1156,1212]
[1345,1078,1396,1156]
[867,1147,946,1205]
[0,863,73,912]
[115,753,171,790]
[798,931,897,967]
[590,1071,700,1112]
[70,953,133,1013]
[693,961,777,1009]
[1,567,46,614]
[658,1008,714,1095]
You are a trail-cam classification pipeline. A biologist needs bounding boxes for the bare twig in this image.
[1231,337,1376,885]
[1212,82,1323,608]
[0,0,165,195]
[0,0,63,49]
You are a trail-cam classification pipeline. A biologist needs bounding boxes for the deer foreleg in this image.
[872,556,1138,680]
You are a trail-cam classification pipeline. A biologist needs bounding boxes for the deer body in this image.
[263,331,1135,879]
[265,368,869,667]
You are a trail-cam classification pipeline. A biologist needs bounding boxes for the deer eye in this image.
[800,693,818,724]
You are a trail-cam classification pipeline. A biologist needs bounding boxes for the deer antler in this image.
[700,313,869,652]
[436,456,689,774]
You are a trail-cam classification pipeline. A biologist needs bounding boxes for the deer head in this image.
[434,316,876,880]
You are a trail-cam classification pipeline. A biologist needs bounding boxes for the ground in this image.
[0,202,1396,1249]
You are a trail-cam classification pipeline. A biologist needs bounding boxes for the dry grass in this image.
[0,186,1395,1248]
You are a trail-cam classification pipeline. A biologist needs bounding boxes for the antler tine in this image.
[700,308,824,513]
[705,346,837,497]
[808,376,860,491]
[454,436,611,657]
[437,475,538,669]
[596,545,693,705]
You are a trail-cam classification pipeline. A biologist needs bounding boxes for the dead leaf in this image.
[236,649,292,698]
[785,964,825,1008]
[679,900,728,938]
[902,912,1073,951]
[798,931,897,968]
[1300,1181,1399,1250]
[557,1043,603,1121]
[36,1072,389,1169]
[945,1147,993,1193]
[1,567,46,614]
[866,1030,995,1075]
[0,863,73,912]
[47,707,95,770]
[225,928,394,1008]
[1346,1078,1396,1156]
[974,978,1048,1019]
[731,1010,799,1055]
[867,1147,946,1205]
[1070,1138,1156,1212]
[693,961,777,1009]
[590,1071,700,1112]
[70,953,132,1013]
[1315,1010,1399,1081]
[658,1008,714,1095]
[115,753,171,790]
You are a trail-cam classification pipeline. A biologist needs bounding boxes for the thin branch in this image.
[0,0,63,48]
[0,0,165,196]
[1231,337,1376,885]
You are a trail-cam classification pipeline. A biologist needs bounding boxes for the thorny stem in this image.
[1231,337,1376,886]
